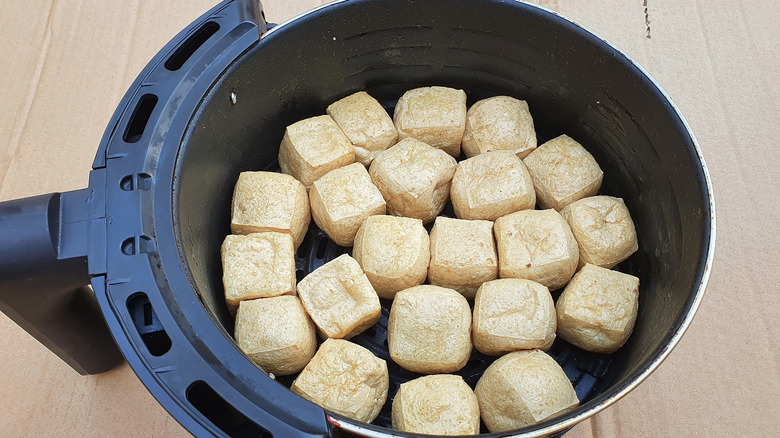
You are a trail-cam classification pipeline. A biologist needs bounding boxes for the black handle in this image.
[0,190,123,375]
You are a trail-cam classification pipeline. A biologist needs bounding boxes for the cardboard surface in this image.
[1,0,778,436]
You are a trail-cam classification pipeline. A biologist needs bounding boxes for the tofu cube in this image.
[392,374,480,435]
[221,233,296,314]
[230,171,310,248]
[556,264,640,354]
[352,215,430,299]
[309,162,386,247]
[494,209,579,291]
[234,296,316,376]
[327,91,398,166]
[387,285,472,374]
[428,217,498,299]
[278,115,355,187]
[393,86,467,157]
[560,195,639,269]
[523,134,603,210]
[450,150,536,221]
[472,279,557,356]
[475,350,579,432]
[462,96,537,159]
[297,254,381,339]
[369,137,457,223]
[292,339,389,423]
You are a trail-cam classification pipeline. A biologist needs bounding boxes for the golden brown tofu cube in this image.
[393,86,467,157]
[278,115,355,187]
[475,349,579,432]
[472,279,556,356]
[234,296,316,376]
[369,137,457,223]
[391,374,480,435]
[327,91,398,166]
[230,171,310,248]
[352,215,430,299]
[221,233,296,314]
[309,162,386,247]
[493,209,579,290]
[523,134,603,211]
[387,285,472,374]
[556,264,640,354]
[428,217,498,299]
[291,339,389,423]
[462,96,537,159]
[450,150,536,221]
[560,195,639,269]
[297,254,381,339]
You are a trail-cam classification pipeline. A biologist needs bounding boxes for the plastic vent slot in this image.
[187,381,272,438]
[119,173,152,191]
[123,94,158,143]
[121,235,156,255]
[165,21,220,71]
[126,292,171,356]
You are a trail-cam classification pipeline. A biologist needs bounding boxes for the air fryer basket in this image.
[177,0,712,435]
[0,0,713,437]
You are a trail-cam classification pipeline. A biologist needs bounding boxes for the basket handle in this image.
[0,190,123,375]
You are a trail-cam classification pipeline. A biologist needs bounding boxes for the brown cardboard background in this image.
[1,0,777,436]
